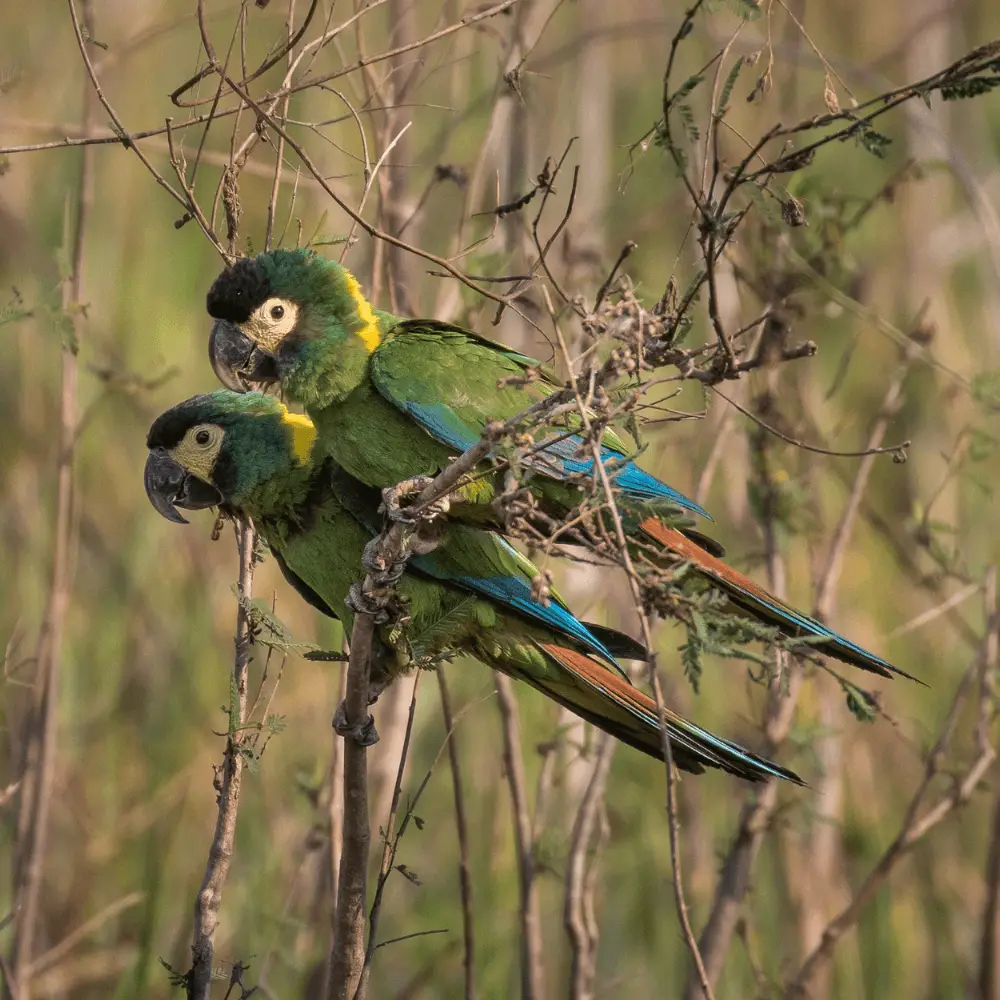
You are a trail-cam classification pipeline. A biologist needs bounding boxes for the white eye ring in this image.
[191,425,220,449]
[245,298,299,351]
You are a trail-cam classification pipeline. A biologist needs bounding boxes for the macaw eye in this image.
[247,298,298,347]
[195,429,212,446]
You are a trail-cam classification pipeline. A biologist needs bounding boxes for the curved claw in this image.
[332,702,380,746]
[382,476,451,524]
[361,538,407,584]
[345,582,390,621]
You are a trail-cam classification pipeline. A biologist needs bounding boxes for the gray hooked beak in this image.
[144,448,223,524]
[208,318,280,392]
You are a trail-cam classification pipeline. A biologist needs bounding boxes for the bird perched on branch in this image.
[144,390,803,784]
[204,249,917,684]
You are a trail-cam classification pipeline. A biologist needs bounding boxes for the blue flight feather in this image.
[751,596,899,673]
[400,402,708,518]
[531,434,710,518]
[452,574,625,673]
[400,401,480,451]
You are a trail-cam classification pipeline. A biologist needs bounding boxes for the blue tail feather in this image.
[397,401,709,519]
[452,574,626,675]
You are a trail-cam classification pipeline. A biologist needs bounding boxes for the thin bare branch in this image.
[438,672,475,1000]
[189,519,257,1000]
[564,733,614,1000]
[355,673,423,999]
[496,675,544,1000]
[325,614,374,1000]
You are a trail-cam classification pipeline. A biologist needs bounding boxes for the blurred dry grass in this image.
[2,0,1000,997]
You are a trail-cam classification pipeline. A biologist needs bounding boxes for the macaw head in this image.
[206,249,384,408]
[144,390,316,523]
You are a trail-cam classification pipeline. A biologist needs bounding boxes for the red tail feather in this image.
[639,516,774,602]
[539,642,658,717]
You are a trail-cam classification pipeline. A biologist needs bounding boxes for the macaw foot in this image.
[382,476,451,524]
[361,537,407,585]
[332,702,380,746]
[345,581,390,621]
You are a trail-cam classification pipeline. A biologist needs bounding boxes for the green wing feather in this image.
[371,319,634,456]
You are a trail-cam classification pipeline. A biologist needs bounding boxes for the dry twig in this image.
[188,519,257,1000]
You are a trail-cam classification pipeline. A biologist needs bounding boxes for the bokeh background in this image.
[2,0,1000,997]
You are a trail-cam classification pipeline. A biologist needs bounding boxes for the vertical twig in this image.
[329,665,349,917]
[9,4,95,994]
[790,348,910,995]
[564,733,615,1000]
[326,615,374,1000]
[189,519,257,1000]
[495,674,545,1000]
[318,664,349,1000]
[355,672,422,999]
[981,568,1000,1000]
[785,568,998,999]
[264,0,295,251]
[551,318,717,999]
[683,344,916,1000]
[438,671,476,1000]
[982,779,1000,999]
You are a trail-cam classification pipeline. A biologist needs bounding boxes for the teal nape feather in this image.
[144,390,804,784]
[203,250,919,686]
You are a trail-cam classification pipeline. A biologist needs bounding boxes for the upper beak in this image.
[144,448,223,524]
[209,319,280,392]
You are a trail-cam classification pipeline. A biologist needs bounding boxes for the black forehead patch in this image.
[206,257,271,323]
[146,394,215,449]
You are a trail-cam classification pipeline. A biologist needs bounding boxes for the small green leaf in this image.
[80,26,109,49]
[310,235,351,247]
[672,73,705,105]
[941,77,1000,101]
[968,427,997,462]
[717,56,746,114]
[844,684,877,723]
[678,103,700,143]
[854,123,892,159]
[971,370,1000,408]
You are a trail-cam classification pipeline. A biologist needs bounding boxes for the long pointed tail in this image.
[534,642,804,784]
[639,517,921,683]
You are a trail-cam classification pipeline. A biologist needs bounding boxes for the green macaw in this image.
[143,390,803,784]
[204,249,917,685]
